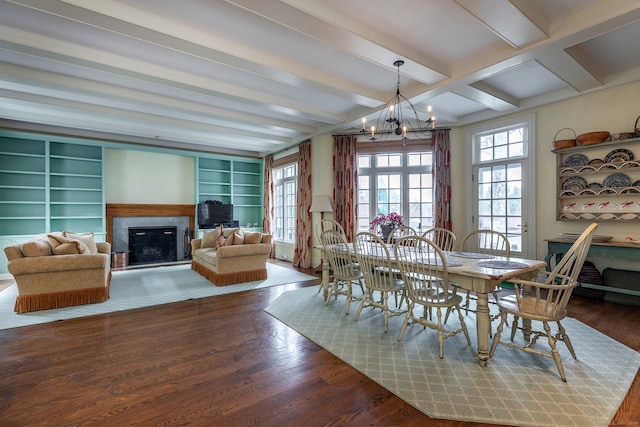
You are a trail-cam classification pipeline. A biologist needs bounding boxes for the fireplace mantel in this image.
[106,204,195,246]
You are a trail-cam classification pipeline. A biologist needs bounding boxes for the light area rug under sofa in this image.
[0,263,316,330]
[265,285,640,427]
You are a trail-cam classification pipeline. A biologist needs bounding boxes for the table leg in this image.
[321,257,329,300]
[475,292,490,366]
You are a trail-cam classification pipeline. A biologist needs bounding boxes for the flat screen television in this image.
[197,203,234,228]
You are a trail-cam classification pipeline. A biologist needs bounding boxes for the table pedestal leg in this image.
[476,293,490,367]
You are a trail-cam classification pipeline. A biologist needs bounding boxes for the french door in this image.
[467,115,536,258]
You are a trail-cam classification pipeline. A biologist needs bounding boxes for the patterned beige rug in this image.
[265,286,640,427]
[0,263,316,330]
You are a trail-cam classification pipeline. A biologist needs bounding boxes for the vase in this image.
[381,225,395,241]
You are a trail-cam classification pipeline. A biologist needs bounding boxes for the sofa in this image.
[4,232,112,313]
[191,226,272,286]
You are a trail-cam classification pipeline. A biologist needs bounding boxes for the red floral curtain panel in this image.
[292,141,312,268]
[333,135,358,241]
[263,155,274,236]
[433,130,452,230]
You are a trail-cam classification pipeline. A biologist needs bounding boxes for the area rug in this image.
[0,263,316,330]
[265,286,640,427]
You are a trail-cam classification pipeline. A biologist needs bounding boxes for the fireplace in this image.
[128,226,177,265]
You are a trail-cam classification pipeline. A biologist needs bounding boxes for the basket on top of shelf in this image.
[576,131,610,145]
[553,128,576,150]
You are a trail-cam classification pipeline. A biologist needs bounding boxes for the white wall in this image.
[105,148,195,204]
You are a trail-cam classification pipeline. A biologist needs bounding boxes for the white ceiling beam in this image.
[536,49,603,92]
[452,82,519,112]
[420,1,640,97]
[0,63,318,136]
[0,26,345,125]
[45,0,385,106]
[265,0,450,84]
[455,0,548,48]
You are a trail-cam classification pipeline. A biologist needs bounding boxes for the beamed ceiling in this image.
[1,0,640,157]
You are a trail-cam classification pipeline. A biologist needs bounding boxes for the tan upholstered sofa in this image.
[4,232,111,313]
[191,226,272,286]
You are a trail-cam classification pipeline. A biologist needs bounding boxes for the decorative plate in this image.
[560,233,613,242]
[588,158,604,166]
[563,154,589,167]
[603,173,631,188]
[605,148,634,164]
[561,176,587,191]
[477,260,529,269]
[587,182,603,189]
[633,179,640,187]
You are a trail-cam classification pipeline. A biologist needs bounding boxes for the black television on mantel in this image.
[197,203,234,229]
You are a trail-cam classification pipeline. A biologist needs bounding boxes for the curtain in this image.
[263,155,274,256]
[333,135,358,241]
[433,130,452,230]
[292,141,312,268]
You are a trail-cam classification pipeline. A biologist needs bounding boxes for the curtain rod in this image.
[331,128,451,137]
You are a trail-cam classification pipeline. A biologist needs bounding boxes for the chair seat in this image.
[498,295,566,320]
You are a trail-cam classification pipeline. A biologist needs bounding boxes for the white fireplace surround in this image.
[112,216,190,261]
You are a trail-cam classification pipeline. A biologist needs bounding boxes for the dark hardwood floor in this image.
[0,259,638,426]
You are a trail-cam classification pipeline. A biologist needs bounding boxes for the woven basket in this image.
[577,131,610,145]
[553,128,576,150]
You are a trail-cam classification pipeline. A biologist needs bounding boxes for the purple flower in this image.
[369,212,405,229]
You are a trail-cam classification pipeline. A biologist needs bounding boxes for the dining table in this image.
[318,242,548,366]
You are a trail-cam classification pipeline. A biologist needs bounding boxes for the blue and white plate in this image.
[605,148,634,164]
[563,154,589,167]
[603,173,631,188]
[562,176,587,191]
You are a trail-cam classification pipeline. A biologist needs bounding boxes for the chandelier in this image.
[361,60,436,143]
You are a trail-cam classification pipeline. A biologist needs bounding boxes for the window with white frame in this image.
[357,146,433,232]
[273,163,297,242]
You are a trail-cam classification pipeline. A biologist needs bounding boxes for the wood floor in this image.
[0,259,638,426]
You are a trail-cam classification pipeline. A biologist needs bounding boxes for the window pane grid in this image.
[273,163,297,242]
[357,151,433,232]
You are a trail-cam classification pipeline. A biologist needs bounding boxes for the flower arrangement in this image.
[369,212,405,230]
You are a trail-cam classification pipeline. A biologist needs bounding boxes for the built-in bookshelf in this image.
[197,157,263,228]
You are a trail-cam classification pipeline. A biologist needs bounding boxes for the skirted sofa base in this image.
[191,259,266,287]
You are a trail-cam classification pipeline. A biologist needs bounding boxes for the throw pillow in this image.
[225,232,235,246]
[215,235,226,248]
[244,231,262,244]
[53,242,80,255]
[21,240,53,257]
[48,233,91,254]
[64,231,98,254]
[232,228,245,245]
[202,225,223,248]
[222,227,238,238]
[46,231,65,250]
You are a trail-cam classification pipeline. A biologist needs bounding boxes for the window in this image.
[273,163,297,242]
[357,146,433,231]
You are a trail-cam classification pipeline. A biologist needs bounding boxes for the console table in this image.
[545,238,640,297]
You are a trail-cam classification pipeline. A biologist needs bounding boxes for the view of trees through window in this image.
[273,163,297,242]
[357,150,433,232]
